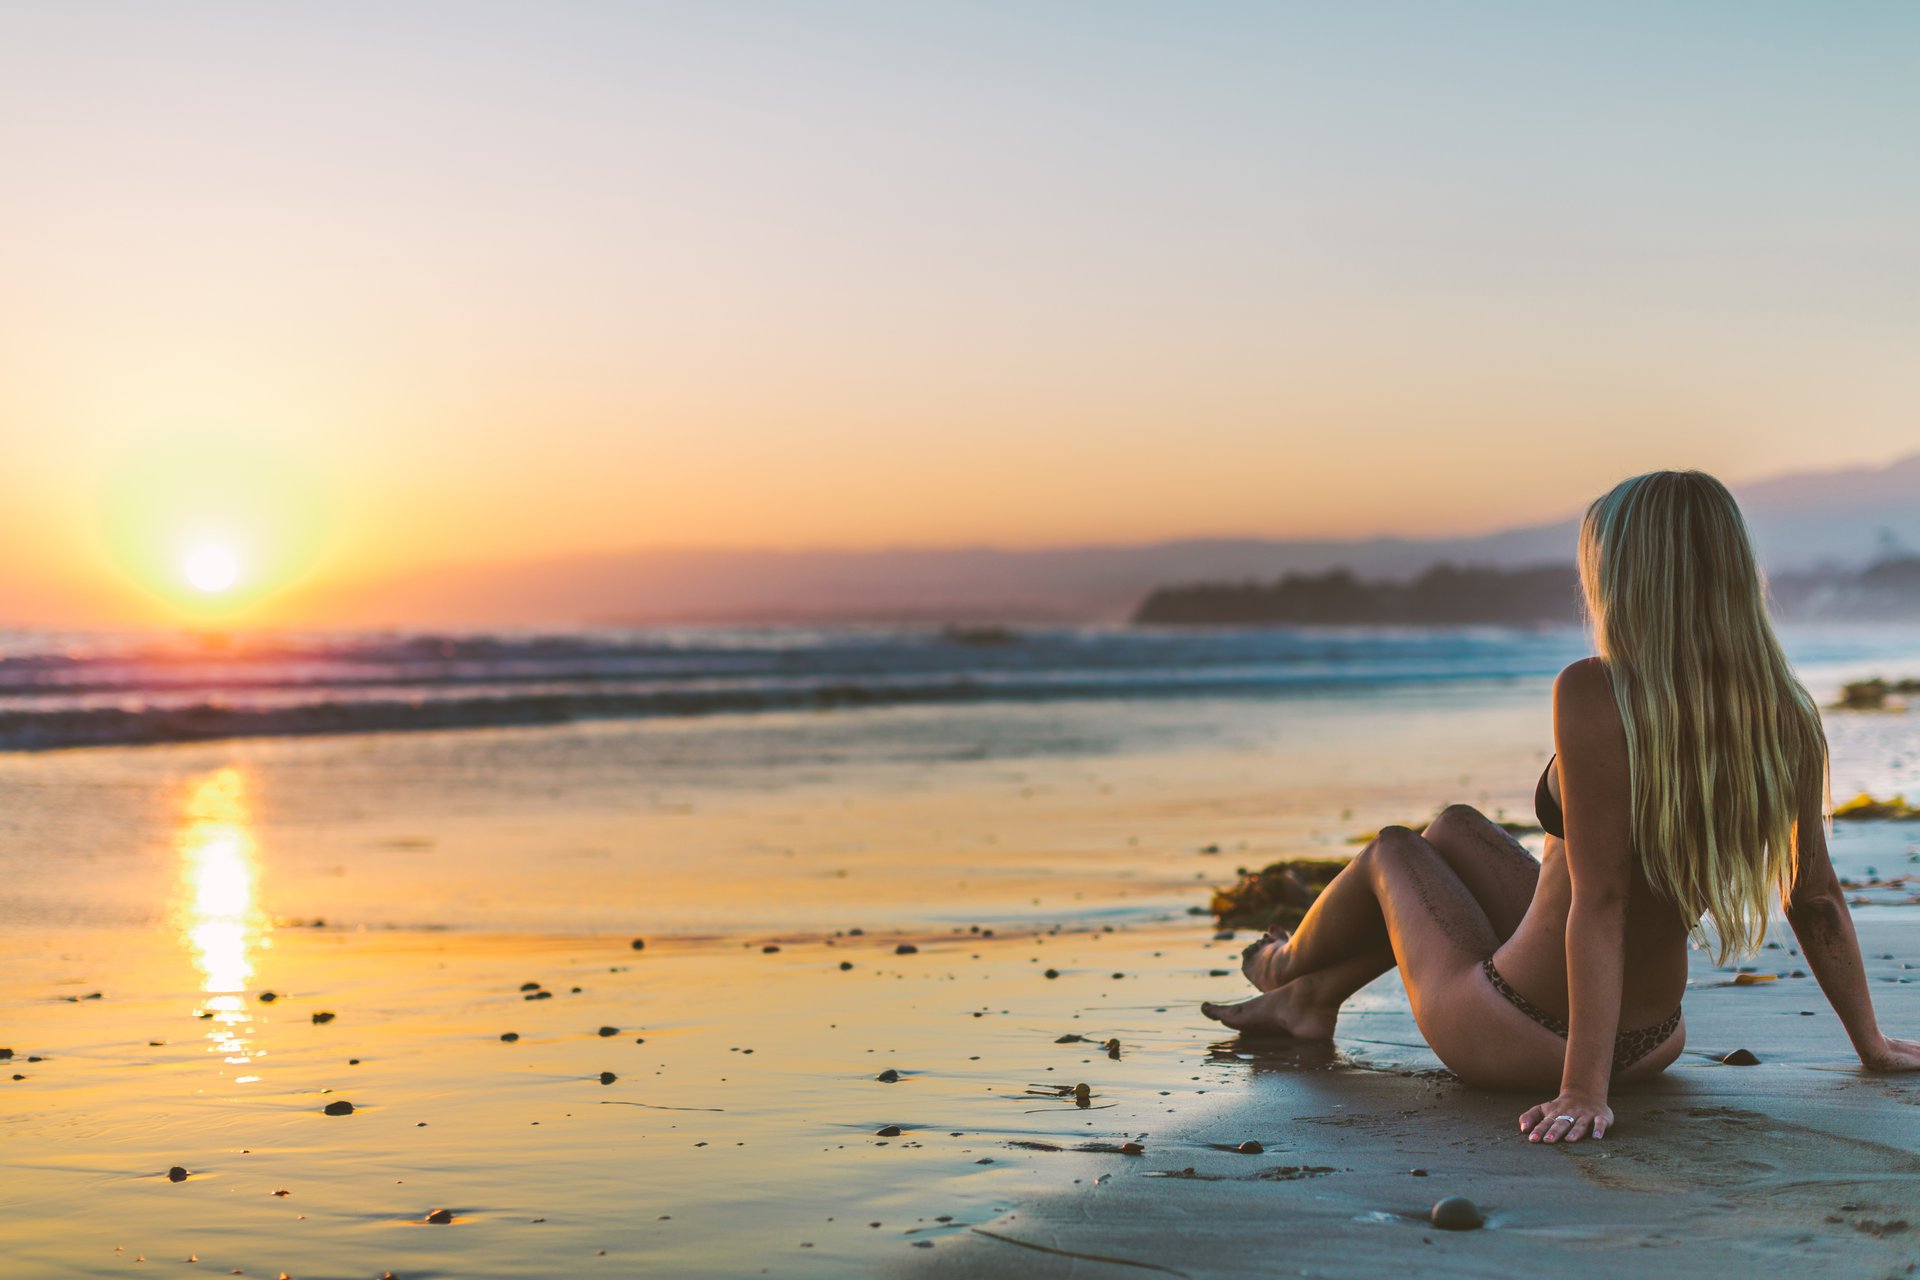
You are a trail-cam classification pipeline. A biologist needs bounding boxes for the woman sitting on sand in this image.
[1202,469,1920,1143]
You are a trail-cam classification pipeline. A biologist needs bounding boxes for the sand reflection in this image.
[173,767,269,1071]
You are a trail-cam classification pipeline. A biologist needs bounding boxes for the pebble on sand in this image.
[896,944,919,955]
[1430,1197,1485,1230]
[500,1032,520,1042]
[323,1101,355,1116]
[167,1166,188,1182]
[1235,1140,1264,1154]
[525,990,552,1000]
[1072,1083,1091,1102]
[876,1069,901,1083]
[763,945,781,954]
[519,982,541,991]
[599,1072,617,1085]
[1120,1142,1145,1156]
[0,1049,11,1060]
[311,1011,336,1024]
[258,991,278,1003]
[425,1208,454,1224]
[1721,1049,1761,1065]
[1043,969,1060,979]
[597,1026,619,1037]
[875,1125,903,1137]
[839,961,854,970]
[631,938,646,950]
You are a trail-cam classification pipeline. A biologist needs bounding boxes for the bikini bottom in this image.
[1481,958,1681,1074]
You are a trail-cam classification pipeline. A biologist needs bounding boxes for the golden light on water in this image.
[174,767,270,1069]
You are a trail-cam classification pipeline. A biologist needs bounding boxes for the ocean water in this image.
[3,622,1918,753]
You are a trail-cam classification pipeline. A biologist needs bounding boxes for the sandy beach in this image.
[4,646,1920,1277]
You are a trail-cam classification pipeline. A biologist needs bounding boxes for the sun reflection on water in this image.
[174,767,270,1070]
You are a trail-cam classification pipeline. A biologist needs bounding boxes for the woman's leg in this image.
[1202,823,1505,1039]
[1239,804,1539,992]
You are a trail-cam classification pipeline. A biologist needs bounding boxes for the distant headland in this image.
[1133,556,1920,627]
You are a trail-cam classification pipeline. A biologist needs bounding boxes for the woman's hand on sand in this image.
[1862,1036,1920,1072]
[1518,1092,1612,1143]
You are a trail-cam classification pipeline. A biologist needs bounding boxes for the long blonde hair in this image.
[1578,470,1828,961]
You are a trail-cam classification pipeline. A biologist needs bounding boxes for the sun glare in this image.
[183,544,242,594]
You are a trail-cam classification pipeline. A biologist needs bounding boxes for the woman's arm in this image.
[1519,659,1634,1143]
[1783,779,1920,1069]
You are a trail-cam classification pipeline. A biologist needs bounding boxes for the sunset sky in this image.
[3,2,1917,624]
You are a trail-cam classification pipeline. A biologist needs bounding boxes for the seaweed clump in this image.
[1832,678,1920,711]
[1832,793,1920,821]
[1209,858,1349,931]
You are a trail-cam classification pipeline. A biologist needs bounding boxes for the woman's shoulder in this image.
[1553,656,1612,702]
[1552,658,1625,748]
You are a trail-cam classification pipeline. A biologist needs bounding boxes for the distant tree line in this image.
[1133,556,1920,626]
[1132,563,1581,626]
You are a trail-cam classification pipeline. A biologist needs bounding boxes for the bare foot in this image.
[1201,980,1339,1039]
[1239,930,1290,991]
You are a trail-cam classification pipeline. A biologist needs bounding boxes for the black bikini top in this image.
[1535,753,1565,839]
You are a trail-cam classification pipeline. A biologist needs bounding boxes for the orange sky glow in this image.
[2,4,1916,626]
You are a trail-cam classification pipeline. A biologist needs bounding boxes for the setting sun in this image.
[182,543,241,594]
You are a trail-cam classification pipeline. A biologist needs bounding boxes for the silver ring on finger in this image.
[1554,1115,1576,1123]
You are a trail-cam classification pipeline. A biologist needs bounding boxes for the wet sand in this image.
[4,682,1920,1276]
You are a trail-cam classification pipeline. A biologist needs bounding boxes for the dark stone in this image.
[1721,1049,1761,1065]
[425,1208,454,1224]
[876,1125,902,1137]
[167,1166,188,1182]
[839,961,854,971]
[525,990,552,1000]
[1044,969,1060,979]
[599,1072,617,1085]
[258,991,278,1002]
[500,1033,520,1042]
[519,982,541,991]
[630,938,646,951]
[876,1069,901,1083]
[1055,1034,1086,1043]
[311,1011,335,1024]
[1410,1168,1429,1176]
[1430,1197,1484,1230]
[323,1100,354,1116]
[1236,1140,1264,1154]
[762,945,781,954]
[895,944,919,955]
[1120,1142,1144,1155]
[0,1049,10,1059]
[597,1026,618,1037]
